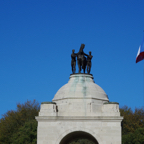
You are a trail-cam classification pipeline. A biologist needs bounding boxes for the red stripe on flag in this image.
[136,52,144,63]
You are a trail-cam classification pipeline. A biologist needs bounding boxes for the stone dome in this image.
[53,74,109,102]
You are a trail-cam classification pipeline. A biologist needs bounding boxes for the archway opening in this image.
[59,131,98,144]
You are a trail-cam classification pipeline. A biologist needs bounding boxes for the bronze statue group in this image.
[71,44,93,74]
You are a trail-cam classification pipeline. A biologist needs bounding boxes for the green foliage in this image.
[69,139,95,144]
[122,128,144,144]
[0,100,39,144]
[120,106,144,144]
[11,120,37,144]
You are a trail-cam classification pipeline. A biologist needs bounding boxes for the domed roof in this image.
[53,74,108,101]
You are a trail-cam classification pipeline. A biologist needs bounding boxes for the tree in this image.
[69,139,95,144]
[122,128,144,144]
[120,106,144,135]
[11,120,37,144]
[0,100,39,144]
[120,106,144,143]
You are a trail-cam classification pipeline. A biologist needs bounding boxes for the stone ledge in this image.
[41,102,56,104]
[53,97,108,101]
[104,102,119,104]
[70,73,93,76]
[35,116,123,122]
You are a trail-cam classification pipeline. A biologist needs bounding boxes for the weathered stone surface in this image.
[36,74,123,144]
[36,116,122,144]
[53,74,108,101]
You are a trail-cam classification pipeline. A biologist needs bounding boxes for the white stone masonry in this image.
[36,74,123,144]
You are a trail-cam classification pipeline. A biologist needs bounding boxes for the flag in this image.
[136,38,144,63]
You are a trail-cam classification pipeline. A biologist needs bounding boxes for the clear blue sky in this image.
[0,0,144,117]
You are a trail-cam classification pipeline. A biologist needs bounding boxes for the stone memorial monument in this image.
[36,44,123,144]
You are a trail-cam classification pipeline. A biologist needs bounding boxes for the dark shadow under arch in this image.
[59,131,99,144]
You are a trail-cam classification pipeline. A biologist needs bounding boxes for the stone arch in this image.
[59,131,98,144]
[55,127,102,144]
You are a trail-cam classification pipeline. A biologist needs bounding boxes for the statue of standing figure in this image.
[87,51,93,74]
[71,49,77,73]
[71,44,93,74]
